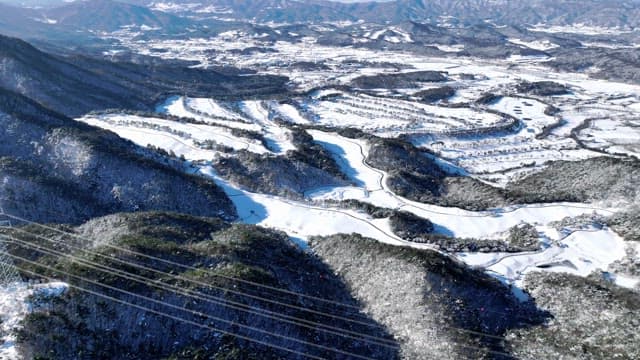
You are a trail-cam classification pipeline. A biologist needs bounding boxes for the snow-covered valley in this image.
[77,59,640,294]
[2,0,640,358]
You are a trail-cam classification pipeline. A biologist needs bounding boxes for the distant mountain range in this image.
[132,0,640,28]
[1,0,640,30]
[46,0,190,32]
[0,0,193,35]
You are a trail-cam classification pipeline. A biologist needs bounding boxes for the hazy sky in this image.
[328,0,394,2]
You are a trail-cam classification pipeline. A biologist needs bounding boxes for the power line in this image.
[0,210,534,355]
[2,223,522,344]
[0,215,382,330]
[1,230,399,349]
[3,236,517,359]
[0,213,388,327]
[0,204,371,313]
[0,209,545,324]
[0,244,381,360]
[0,217,523,358]
[6,223,523,344]
[10,264,327,360]
[0,205,20,285]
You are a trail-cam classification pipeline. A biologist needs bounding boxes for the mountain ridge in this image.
[127,0,640,28]
[0,34,289,117]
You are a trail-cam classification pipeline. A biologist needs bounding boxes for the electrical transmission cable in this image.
[1,231,399,349]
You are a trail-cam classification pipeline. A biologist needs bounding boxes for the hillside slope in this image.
[311,234,548,359]
[5,212,397,359]
[0,89,236,224]
[508,272,640,359]
[45,0,192,32]
[127,0,640,28]
[0,34,289,117]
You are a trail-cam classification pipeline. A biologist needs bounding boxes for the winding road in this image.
[79,96,632,293]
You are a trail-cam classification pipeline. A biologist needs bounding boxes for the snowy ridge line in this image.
[1,229,398,349]
[0,209,399,318]
[0,232,519,358]
[1,251,329,360]
[0,238,381,360]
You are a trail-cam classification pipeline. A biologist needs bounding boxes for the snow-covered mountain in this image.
[0,2,638,359]
[0,87,237,224]
[45,0,192,32]
[0,34,289,117]
[119,0,640,28]
[4,0,639,28]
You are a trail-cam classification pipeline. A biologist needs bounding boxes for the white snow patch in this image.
[428,44,465,52]
[239,101,296,154]
[0,282,68,359]
[529,23,637,36]
[508,38,559,51]
[78,113,270,160]
[199,166,411,248]
[482,229,627,287]
[270,102,310,124]
[610,274,640,289]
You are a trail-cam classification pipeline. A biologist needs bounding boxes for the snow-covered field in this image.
[73,31,640,294]
[508,38,559,51]
[78,104,638,292]
[80,113,271,158]
[103,27,640,182]
[462,228,629,287]
[305,91,507,136]
[238,100,296,154]
[578,118,640,158]
[529,23,638,36]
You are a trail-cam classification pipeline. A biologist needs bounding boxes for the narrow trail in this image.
[308,130,615,220]
[303,129,631,291]
[198,167,422,248]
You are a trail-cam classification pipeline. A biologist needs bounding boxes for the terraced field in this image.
[76,29,640,297]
